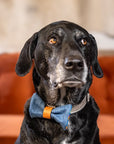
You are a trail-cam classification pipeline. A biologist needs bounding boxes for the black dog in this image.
[15,21,103,144]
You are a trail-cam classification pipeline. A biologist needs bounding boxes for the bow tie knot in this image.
[43,106,54,119]
[29,93,72,130]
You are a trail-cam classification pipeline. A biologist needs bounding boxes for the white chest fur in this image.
[60,121,78,144]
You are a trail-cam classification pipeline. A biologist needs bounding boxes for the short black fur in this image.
[15,21,103,144]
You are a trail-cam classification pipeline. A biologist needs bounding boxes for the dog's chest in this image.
[60,121,79,144]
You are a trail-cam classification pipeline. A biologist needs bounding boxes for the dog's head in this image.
[16,21,103,106]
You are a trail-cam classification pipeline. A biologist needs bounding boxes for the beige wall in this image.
[0,0,114,53]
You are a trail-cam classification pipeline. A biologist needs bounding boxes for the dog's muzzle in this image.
[51,55,86,89]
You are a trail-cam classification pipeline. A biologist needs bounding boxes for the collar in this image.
[71,93,90,114]
[46,93,90,114]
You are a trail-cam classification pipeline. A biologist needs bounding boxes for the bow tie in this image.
[29,93,72,130]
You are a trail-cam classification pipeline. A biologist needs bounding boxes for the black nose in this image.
[64,58,84,70]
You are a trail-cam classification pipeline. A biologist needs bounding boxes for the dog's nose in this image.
[64,57,84,70]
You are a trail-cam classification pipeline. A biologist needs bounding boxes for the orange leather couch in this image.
[0,53,114,144]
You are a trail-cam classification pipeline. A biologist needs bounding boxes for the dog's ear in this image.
[89,34,103,78]
[15,32,38,76]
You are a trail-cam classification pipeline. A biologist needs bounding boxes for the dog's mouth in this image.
[45,77,85,106]
[53,78,84,89]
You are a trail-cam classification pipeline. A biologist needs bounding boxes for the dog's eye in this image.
[49,37,57,44]
[80,39,87,46]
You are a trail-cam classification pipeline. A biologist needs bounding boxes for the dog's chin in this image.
[46,79,84,107]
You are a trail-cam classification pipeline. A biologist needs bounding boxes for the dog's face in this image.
[16,21,103,106]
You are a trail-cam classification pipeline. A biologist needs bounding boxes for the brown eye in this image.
[49,37,57,44]
[81,39,87,46]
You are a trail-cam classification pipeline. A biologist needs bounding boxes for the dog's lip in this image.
[56,78,84,88]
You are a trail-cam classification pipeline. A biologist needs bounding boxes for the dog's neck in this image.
[71,93,90,114]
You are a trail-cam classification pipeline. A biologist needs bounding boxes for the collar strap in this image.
[71,93,90,114]
[42,94,90,119]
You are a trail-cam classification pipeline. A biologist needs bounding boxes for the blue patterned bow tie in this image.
[29,93,72,130]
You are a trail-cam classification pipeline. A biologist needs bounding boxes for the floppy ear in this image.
[89,34,103,78]
[15,32,38,76]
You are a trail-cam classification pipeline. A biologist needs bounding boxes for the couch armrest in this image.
[0,115,23,137]
[98,114,114,138]
[0,114,114,138]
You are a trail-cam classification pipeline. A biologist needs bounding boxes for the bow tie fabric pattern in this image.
[29,93,72,130]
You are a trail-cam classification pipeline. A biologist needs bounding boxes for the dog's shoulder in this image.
[24,98,31,113]
[23,98,33,125]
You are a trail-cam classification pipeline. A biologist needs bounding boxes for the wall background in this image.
[0,0,114,55]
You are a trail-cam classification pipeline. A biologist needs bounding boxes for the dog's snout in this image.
[64,57,84,70]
